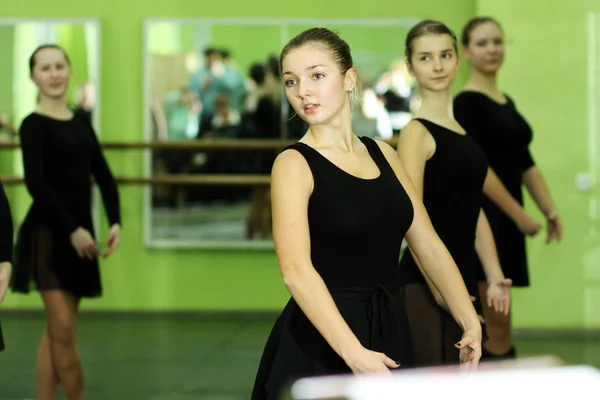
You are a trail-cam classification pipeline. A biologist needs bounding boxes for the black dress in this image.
[10,112,121,298]
[454,92,535,287]
[0,177,14,352]
[251,137,415,400]
[397,118,488,366]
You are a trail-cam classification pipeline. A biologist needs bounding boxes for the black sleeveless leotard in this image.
[251,136,415,399]
[398,118,488,366]
[454,92,535,286]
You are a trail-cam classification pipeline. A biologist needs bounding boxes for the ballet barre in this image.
[0,137,399,186]
[0,137,398,151]
[0,174,272,186]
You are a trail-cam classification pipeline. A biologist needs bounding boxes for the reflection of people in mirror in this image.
[251,27,481,400]
[188,47,246,136]
[9,44,122,400]
[454,17,562,362]
[375,59,416,133]
[243,60,282,239]
[395,19,511,368]
[351,82,393,139]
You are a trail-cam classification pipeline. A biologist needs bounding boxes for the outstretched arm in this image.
[522,165,562,243]
[88,127,121,229]
[475,209,511,315]
[86,124,121,257]
[454,96,540,236]
[482,168,541,236]
[395,121,445,305]
[378,140,481,367]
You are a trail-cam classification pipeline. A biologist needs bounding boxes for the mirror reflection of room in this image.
[146,22,284,244]
[145,20,418,246]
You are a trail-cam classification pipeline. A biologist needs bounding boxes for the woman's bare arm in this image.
[395,121,445,304]
[377,141,480,332]
[271,150,364,361]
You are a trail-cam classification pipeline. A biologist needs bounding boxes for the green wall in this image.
[211,25,282,75]
[0,26,14,119]
[0,0,475,313]
[56,23,89,106]
[476,0,600,329]
[209,24,414,87]
[0,26,15,181]
[4,0,596,330]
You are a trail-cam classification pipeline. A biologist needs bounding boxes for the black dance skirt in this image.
[251,284,415,400]
[10,214,102,298]
[402,283,487,368]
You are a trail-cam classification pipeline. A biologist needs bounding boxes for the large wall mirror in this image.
[0,18,101,236]
[143,18,419,249]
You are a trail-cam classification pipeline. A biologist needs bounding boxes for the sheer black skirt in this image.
[401,283,486,367]
[11,216,102,298]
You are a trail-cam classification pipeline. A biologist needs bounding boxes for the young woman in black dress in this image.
[396,20,512,367]
[251,27,483,400]
[10,44,121,400]
[454,17,563,359]
[0,176,14,353]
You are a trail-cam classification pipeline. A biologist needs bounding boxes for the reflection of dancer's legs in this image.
[479,282,514,358]
[246,187,272,239]
[246,187,262,239]
[38,290,84,400]
[197,114,213,137]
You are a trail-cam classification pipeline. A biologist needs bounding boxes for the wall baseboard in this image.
[512,329,600,339]
[0,308,280,320]
[2,309,599,338]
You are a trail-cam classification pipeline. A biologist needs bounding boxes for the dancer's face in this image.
[281,42,356,126]
[408,34,459,92]
[463,22,505,74]
[30,48,71,100]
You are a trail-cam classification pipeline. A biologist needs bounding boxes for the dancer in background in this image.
[0,175,14,353]
[454,17,563,360]
[251,27,482,400]
[10,44,122,400]
[396,19,511,367]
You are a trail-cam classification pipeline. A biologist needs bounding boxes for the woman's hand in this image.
[102,223,121,258]
[344,346,401,375]
[486,278,512,316]
[455,328,482,370]
[70,227,100,260]
[515,210,541,236]
[545,211,563,244]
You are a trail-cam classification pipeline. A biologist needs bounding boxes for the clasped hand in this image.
[70,224,121,259]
